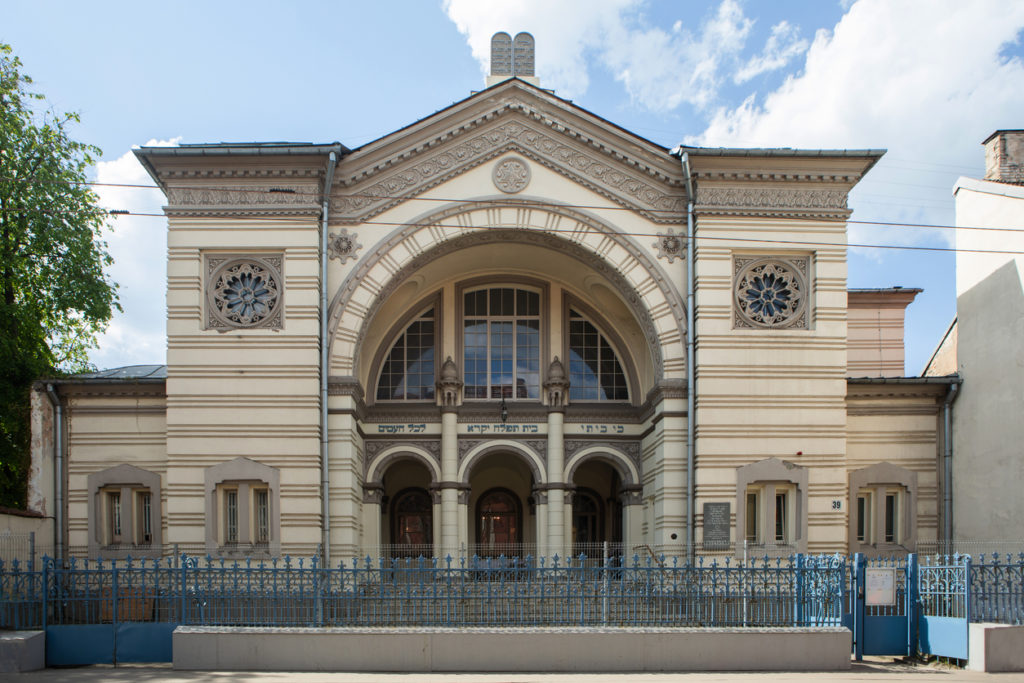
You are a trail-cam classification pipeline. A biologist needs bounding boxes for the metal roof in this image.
[73,365,168,380]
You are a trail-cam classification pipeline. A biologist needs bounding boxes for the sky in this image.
[5,0,1024,375]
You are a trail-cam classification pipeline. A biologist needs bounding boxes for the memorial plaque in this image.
[702,502,730,549]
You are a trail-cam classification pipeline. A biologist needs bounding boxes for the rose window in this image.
[208,257,282,329]
[734,258,806,328]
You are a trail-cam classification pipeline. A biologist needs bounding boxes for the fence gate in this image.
[44,560,176,666]
[851,554,916,659]
[918,556,969,660]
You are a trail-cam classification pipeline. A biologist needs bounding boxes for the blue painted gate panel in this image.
[920,616,968,660]
[116,622,176,662]
[46,625,114,666]
[864,615,909,656]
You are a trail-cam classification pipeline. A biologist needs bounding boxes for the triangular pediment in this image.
[331,79,686,224]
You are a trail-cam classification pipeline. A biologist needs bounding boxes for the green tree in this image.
[0,44,119,508]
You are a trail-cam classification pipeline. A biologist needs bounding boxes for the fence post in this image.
[29,531,35,571]
[854,552,866,661]
[180,555,187,625]
[111,565,119,665]
[41,558,48,631]
[965,554,972,656]
[795,554,806,626]
[907,553,919,657]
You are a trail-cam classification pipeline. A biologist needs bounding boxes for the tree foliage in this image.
[0,44,119,507]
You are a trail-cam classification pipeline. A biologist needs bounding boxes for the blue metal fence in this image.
[7,551,1024,666]
[0,553,846,630]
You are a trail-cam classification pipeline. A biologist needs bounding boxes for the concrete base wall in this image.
[173,626,851,672]
[0,631,45,673]
[968,623,1024,672]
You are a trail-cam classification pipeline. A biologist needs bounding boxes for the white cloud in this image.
[694,0,1024,249]
[733,20,808,84]
[442,0,755,109]
[89,138,178,369]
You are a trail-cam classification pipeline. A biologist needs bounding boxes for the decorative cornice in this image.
[332,116,685,224]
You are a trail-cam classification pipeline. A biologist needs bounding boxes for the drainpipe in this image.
[320,151,338,567]
[678,150,696,564]
[44,383,63,564]
[942,380,961,545]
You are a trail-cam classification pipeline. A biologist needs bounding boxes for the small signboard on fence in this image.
[865,567,896,606]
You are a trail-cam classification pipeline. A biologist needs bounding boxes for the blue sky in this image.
[6,0,1024,374]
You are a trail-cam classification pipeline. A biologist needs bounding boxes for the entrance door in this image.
[391,488,432,557]
[476,488,521,556]
[572,489,603,553]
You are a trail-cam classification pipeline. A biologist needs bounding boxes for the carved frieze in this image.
[333,118,685,224]
[165,185,320,217]
[697,185,849,219]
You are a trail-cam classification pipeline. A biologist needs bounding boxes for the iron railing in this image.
[0,553,846,630]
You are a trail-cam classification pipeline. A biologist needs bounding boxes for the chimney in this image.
[983,130,1024,185]
[487,32,540,88]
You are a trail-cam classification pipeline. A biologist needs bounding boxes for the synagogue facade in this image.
[30,34,959,563]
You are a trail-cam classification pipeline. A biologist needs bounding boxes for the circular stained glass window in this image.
[208,258,282,329]
[734,258,806,328]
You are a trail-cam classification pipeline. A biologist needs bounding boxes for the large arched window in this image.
[376,308,436,401]
[463,287,540,399]
[568,310,629,401]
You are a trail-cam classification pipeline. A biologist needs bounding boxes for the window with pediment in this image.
[376,308,436,401]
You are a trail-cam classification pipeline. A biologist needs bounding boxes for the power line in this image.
[5,175,1024,236]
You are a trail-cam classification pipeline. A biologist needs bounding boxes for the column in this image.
[439,408,459,554]
[436,356,464,558]
[360,485,382,556]
[544,356,570,559]
[621,485,644,560]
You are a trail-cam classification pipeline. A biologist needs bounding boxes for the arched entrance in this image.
[380,458,434,557]
[465,449,538,556]
[571,460,624,556]
[476,488,521,555]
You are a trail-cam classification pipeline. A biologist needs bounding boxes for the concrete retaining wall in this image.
[968,623,1024,672]
[173,626,851,672]
[0,631,45,673]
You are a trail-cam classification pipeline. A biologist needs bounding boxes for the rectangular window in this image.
[225,489,238,544]
[884,493,898,543]
[775,491,788,543]
[255,489,269,544]
[108,491,122,544]
[138,491,152,544]
[856,494,871,544]
[745,491,759,543]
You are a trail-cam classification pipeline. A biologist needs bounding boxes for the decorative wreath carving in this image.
[492,157,531,193]
[733,256,808,329]
[206,255,283,330]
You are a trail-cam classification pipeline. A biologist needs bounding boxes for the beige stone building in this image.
[30,36,959,563]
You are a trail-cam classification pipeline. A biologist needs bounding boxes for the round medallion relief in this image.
[492,157,530,193]
[734,258,806,328]
[208,257,282,328]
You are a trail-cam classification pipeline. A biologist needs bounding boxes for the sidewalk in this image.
[8,660,1024,682]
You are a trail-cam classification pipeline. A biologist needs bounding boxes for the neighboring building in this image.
[926,130,1024,545]
[30,34,958,562]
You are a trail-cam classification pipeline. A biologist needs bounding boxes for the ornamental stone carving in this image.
[205,255,283,330]
[327,228,362,263]
[654,228,685,263]
[333,119,685,224]
[437,356,463,409]
[697,185,849,219]
[544,356,570,410]
[733,256,809,329]
[493,157,530,193]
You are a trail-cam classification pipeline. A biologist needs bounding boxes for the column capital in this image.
[620,485,644,506]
